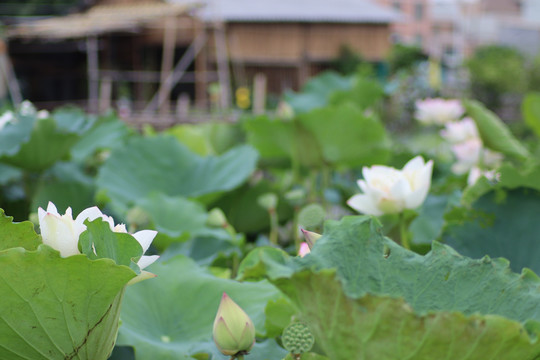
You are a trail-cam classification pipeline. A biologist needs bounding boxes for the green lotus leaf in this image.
[0,163,22,185]
[1,109,94,171]
[243,115,295,166]
[160,228,239,266]
[409,192,460,245]
[136,193,208,239]
[79,218,143,273]
[444,188,540,275]
[0,113,35,157]
[0,245,136,360]
[31,162,96,215]
[167,124,214,156]
[70,112,132,163]
[284,71,352,114]
[51,106,95,135]
[329,77,384,110]
[241,216,540,359]
[213,180,294,234]
[116,255,287,359]
[522,92,540,138]
[464,100,529,160]
[0,208,40,251]
[298,103,391,168]
[96,135,258,212]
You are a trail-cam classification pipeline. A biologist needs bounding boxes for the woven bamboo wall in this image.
[226,22,392,63]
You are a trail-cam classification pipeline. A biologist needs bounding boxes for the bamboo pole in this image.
[144,31,207,114]
[86,36,99,114]
[213,21,232,109]
[158,17,177,115]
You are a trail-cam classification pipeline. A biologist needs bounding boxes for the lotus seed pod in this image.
[282,321,314,355]
[298,203,325,229]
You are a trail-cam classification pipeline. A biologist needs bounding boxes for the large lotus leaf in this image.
[136,193,208,238]
[51,106,95,135]
[0,208,40,251]
[243,115,294,164]
[135,193,209,250]
[203,122,245,155]
[31,162,96,215]
[461,163,540,205]
[160,228,239,266]
[116,255,287,359]
[0,163,22,185]
[32,180,95,216]
[0,245,136,360]
[96,136,258,212]
[241,216,540,359]
[284,72,352,114]
[522,92,540,138]
[71,113,132,163]
[243,115,328,169]
[0,113,35,157]
[464,100,529,160]
[272,270,540,360]
[212,180,294,234]
[298,103,390,167]
[167,124,214,156]
[329,77,384,110]
[444,188,540,275]
[409,192,460,245]
[3,117,81,171]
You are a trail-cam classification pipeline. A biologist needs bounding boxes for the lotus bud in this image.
[300,229,322,249]
[213,293,256,356]
[206,208,228,228]
[298,242,311,257]
[126,206,150,230]
[257,193,278,211]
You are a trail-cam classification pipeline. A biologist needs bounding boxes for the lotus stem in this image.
[269,207,279,246]
[399,212,410,250]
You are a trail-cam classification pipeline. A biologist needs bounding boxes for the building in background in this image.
[429,0,464,65]
[374,0,432,50]
[197,0,400,93]
[5,0,400,113]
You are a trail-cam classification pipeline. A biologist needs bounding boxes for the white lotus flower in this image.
[19,100,37,116]
[415,98,464,125]
[37,110,50,119]
[38,202,158,269]
[440,117,478,144]
[467,167,499,186]
[450,138,503,176]
[0,111,15,131]
[347,156,433,216]
[450,138,483,175]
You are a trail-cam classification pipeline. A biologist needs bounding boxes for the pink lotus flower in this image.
[415,98,464,125]
[440,117,478,144]
[299,242,311,257]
